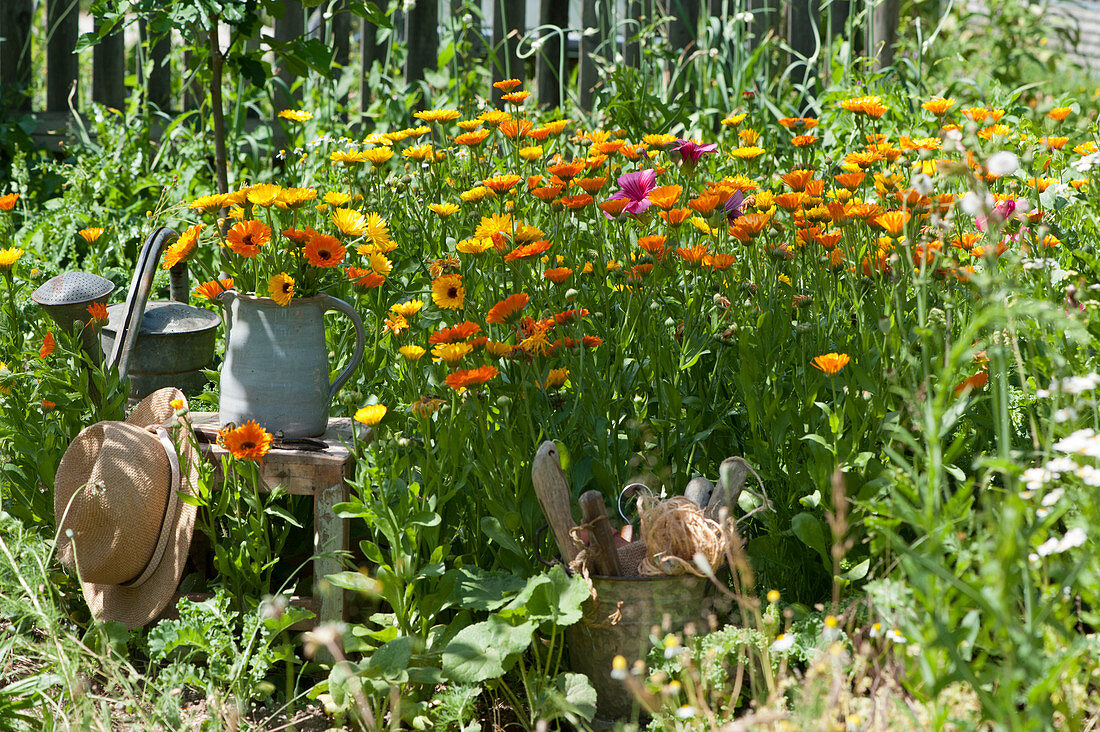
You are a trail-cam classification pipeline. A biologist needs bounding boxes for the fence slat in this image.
[491,0,524,106]
[405,0,438,94]
[579,0,599,111]
[624,0,651,68]
[139,19,172,111]
[92,22,125,109]
[537,0,568,108]
[47,0,79,112]
[275,0,304,114]
[331,0,350,110]
[869,0,899,69]
[787,0,819,112]
[0,0,32,110]
[668,0,700,57]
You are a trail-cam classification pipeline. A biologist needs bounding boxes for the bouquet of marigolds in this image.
[164,178,396,305]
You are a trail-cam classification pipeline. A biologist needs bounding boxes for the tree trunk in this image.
[209,22,229,197]
[624,0,652,68]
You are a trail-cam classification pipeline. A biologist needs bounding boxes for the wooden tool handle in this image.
[579,490,623,577]
[532,441,580,563]
[706,456,751,521]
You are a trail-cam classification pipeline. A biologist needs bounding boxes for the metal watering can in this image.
[32,227,218,398]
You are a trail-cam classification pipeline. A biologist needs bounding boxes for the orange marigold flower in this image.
[688,194,720,215]
[629,263,653,280]
[547,160,585,180]
[501,90,530,105]
[543,267,573,284]
[445,365,500,391]
[39,331,55,358]
[781,169,814,192]
[304,233,347,267]
[792,136,818,149]
[648,185,682,209]
[0,192,19,211]
[346,266,385,289]
[486,294,529,325]
[383,314,408,335]
[221,420,273,461]
[708,252,736,270]
[1048,106,1072,122]
[455,129,491,146]
[773,192,806,211]
[574,176,607,194]
[195,277,234,300]
[560,194,593,209]
[872,210,910,236]
[834,172,866,189]
[162,223,204,269]
[922,97,954,115]
[599,198,630,217]
[811,352,849,375]
[847,202,882,220]
[493,78,522,91]
[415,109,462,123]
[226,219,270,258]
[954,371,989,396]
[483,174,522,192]
[554,308,588,325]
[430,321,481,344]
[660,208,692,227]
[86,302,109,324]
[676,244,709,266]
[505,239,552,262]
[78,227,104,243]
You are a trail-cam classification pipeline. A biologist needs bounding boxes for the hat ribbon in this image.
[119,427,182,589]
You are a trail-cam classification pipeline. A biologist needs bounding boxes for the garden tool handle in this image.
[322,294,366,403]
[579,490,623,577]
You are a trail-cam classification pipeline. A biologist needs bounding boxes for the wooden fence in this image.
[0,0,904,147]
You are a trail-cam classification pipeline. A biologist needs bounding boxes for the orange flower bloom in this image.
[220,420,273,461]
[501,91,530,105]
[0,193,18,211]
[954,371,989,396]
[543,267,573,284]
[40,331,55,358]
[430,322,481,345]
[86,302,109,324]
[346,266,385,289]
[485,294,529,325]
[791,135,818,147]
[573,176,607,194]
[638,234,667,259]
[483,174,522,193]
[676,244,709,266]
[847,203,882,220]
[78,227,104,243]
[773,192,806,211]
[778,117,819,129]
[533,185,565,202]
[707,252,736,270]
[921,97,954,115]
[445,365,500,391]
[432,274,465,309]
[493,78,522,91]
[688,194,720,216]
[811,352,849,375]
[560,194,593,209]
[504,239,552,262]
[455,129,491,146]
[195,277,234,300]
[660,208,692,227]
[781,169,814,191]
[162,223,204,269]
[226,219,271,258]
[872,210,910,236]
[1048,106,1072,122]
[547,160,585,180]
[648,185,682,209]
[554,308,589,325]
[599,198,630,217]
[834,172,866,189]
[303,233,346,267]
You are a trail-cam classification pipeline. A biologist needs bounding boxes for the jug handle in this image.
[322,295,366,403]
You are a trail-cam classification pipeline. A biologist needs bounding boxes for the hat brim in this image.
[82,388,201,628]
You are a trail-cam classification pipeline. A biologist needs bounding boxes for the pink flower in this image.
[603,169,657,218]
[667,139,718,167]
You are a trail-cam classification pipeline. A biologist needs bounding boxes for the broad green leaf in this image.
[326,571,381,596]
[447,566,527,611]
[442,617,534,683]
[791,512,830,567]
[366,635,417,678]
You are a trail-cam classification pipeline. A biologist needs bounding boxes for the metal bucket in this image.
[566,573,714,723]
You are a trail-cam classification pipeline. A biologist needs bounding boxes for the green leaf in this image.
[838,558,869,582]
[499,565,588,626]
[790,512,830,567]
[326,571,381,596]
[479,516,525,558]
[442,617,534,683]
[550,672,598,722]
[447,567,527,611]
[366,635,417,678]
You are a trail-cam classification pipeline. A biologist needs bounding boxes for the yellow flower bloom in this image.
[431,274,465,310]
[364,148,395,165]
[391,299,424,317]
[331,149,371,165]
[324,191,352,207]
[403,144,435,162]
[731,146,766,160]
[399,345,426,361]
[721,113,748,126]
[0,248,24,271]
[362,133,394,146]
[456,237,494,255]
[278,109,313,122]
[519,145,543,161]
[414,109,461,123]
[432,341,473,365]
[460,186,493,203]
[268,272,295,306]
[354,404,387,425]
[367,251,393,276]
[544,368,570,390]
[332,208,368,236]
[360,212,393,251]
[277,187,317,209]
[246,183,282,207]
[189,194,227,213]
[162,223,204,270]
[811,352,850,375]
[428,202,460,217]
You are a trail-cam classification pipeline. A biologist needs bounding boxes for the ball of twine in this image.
[638,495,728,577]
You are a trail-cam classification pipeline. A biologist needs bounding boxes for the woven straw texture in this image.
[53,388,200,628]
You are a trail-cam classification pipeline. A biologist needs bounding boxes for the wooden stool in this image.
[186,412,360,629]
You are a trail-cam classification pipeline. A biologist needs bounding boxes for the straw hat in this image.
[54,387,200,628]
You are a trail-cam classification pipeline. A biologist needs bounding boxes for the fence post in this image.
[47,0,79,113]
[536,0,568,109]
[624,0,651,68]
[491,0,524,106]
[331,0,351,111]
[139,19,173,111]
[869,0,899,70]
[0,0,32,111]
[92,21,126,110]
[579,0,599,111]
[787,0,819,112]
[749,0,779,48]
[668,0,700,59]
[405,0,438,99]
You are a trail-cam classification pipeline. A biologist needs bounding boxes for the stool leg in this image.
[314,477,349,626]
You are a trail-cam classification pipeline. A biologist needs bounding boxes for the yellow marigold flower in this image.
[731,146,765,160]
[1074,141,1098,156]
[354,404,387,425]
[220,420,273,461]
[739,128,760,145]
[333,208,369,236]
[460,186,493,203]
[278,109,313,122]
[415,109,461,123]
[399,345,427,361]
[643,133,677,146]
[429,203,460,217]
[475,213,513,240]
[324,191,352,207]
[483,174,522,193]
[268,272,295,306]
[364,147,395,166]
[391,299,424,317]
[331,149,371,165]
[432,274,465,310]
[456,119,483,131]
[812,352,850,375]
[362,133,393,146]
[519,145,543,161]
[0,248,24,271]
[78,227,104,243]
[277,187,317,209]
[246,183,282,207]
[189,194,227,213]
[544,368,569,390]
[720,113,748,126]
[432,341,473,365]
[403,144,435,162]
[455,129,491,146]
[921,97,954,115]
[355,212,391,251]
[515,224,544,242]
[162,223,204,269]
[366,251,392,276]
[478,109,512,126]
[456,237,494,255]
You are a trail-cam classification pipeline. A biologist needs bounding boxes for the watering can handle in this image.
[322,295,366,403]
